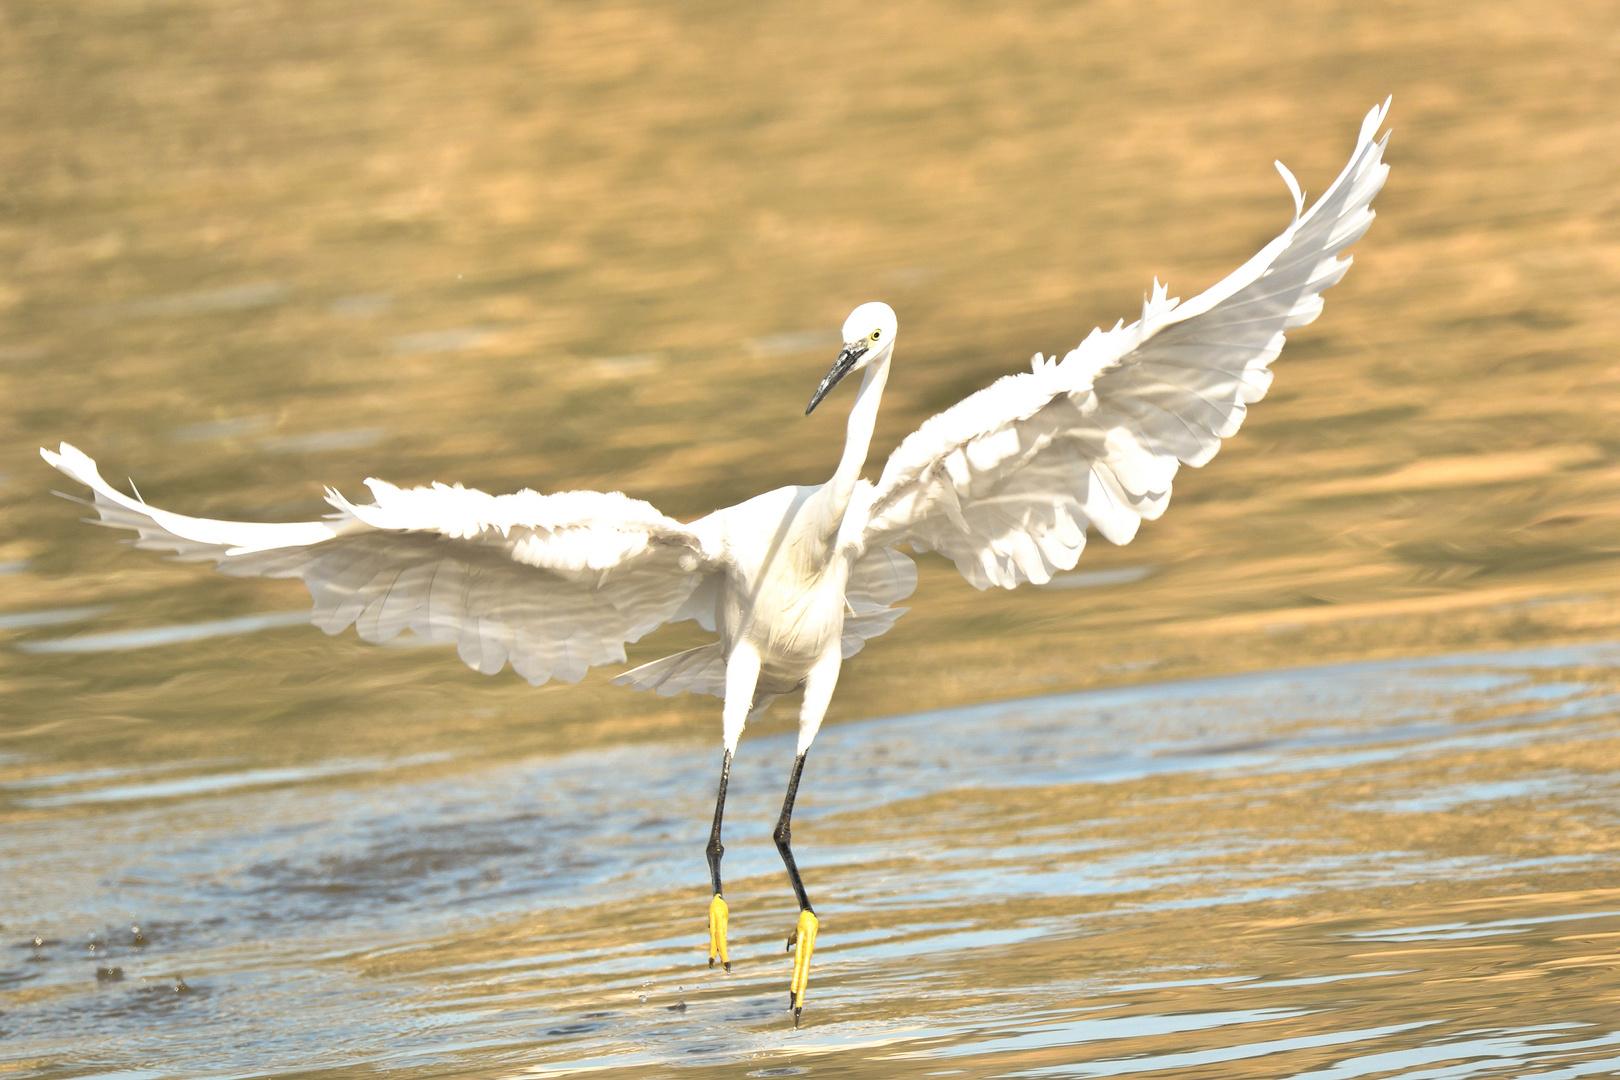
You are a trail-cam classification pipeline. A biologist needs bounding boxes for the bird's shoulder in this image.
[703,482,816,544]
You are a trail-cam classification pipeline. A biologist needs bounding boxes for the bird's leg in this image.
[778,650,838,1025]
[705,749,733,971]
[707,641,761,973]
[775,751,817,1024]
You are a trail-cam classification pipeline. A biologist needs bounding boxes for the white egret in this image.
[43,101,1390,1023]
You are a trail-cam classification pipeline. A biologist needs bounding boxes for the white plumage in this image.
[863,100,1390,589]
[42,101,1391,1015]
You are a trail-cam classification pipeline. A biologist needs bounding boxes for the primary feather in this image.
[42,442,725,684]
[860,98,1391,589]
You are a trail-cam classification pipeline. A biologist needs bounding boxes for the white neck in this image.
[812,349,890,536]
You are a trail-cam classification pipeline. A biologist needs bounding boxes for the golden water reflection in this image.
[2,0,1618,1076]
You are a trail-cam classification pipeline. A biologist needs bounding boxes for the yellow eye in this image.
[871,329,882,340]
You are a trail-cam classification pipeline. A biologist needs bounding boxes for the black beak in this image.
[805,341,868,416]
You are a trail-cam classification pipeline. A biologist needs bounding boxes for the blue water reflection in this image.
[3,640,1620,1077]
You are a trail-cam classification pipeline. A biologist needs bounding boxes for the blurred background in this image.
[2,2,1618,1077]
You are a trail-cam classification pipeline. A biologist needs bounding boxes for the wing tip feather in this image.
[1274,159,1304,218]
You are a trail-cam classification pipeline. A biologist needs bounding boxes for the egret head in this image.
[805,302,898,416]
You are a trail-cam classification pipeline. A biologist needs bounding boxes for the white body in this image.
[706,337,895,753]
[42,102,1392,765]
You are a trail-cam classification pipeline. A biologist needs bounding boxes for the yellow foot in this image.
[786,909,819,1026]
[707,894,730,972]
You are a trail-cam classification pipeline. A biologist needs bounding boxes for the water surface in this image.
[2,1,1618,1076]
[6,641,1620,1077]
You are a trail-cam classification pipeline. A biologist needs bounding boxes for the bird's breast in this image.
[723,555,850,678]
[713,482,856,679]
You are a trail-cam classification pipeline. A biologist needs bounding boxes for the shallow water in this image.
[3,1,1619,1076]
[6,640,1620,1077]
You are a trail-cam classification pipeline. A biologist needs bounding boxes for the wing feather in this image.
[40,442,725,685]
[612,642,728,698]
[861,100,1391,589]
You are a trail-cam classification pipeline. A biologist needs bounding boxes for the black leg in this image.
[705,750,733,971]
[773,751,814,914]
[775,750,820,1025]
[707,749,732,897]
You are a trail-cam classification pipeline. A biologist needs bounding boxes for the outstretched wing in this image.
[41,442,725,685]
[861,100,1391,589]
